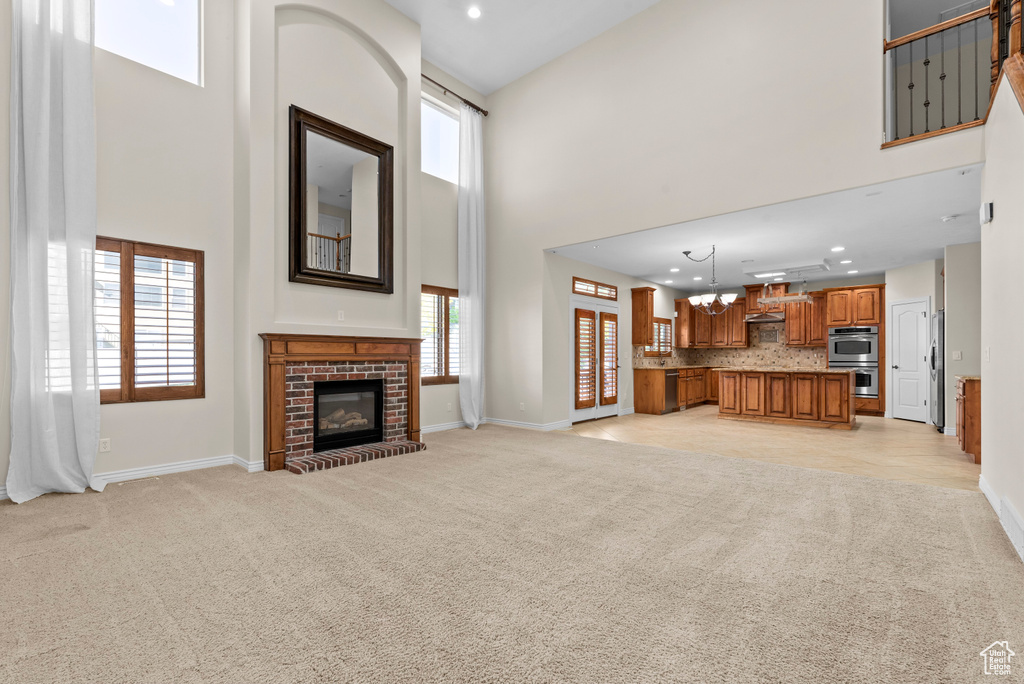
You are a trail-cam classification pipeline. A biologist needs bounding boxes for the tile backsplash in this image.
[632,323,828,369]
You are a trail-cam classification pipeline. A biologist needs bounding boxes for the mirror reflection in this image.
[304,130,380,278]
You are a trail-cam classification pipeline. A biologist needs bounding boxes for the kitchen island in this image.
[715,367,856,429]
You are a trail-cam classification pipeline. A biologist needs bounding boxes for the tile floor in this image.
[568,405,980,491]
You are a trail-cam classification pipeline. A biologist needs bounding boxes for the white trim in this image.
[232,455,265,473]
[95,455,239,485]
[943,427,957,436]
[484,417,572,432]
[979,474,1024,564]
[422,421,468,434]
[618,407,635,416]
[0,485,7,502]
[887,295,931,424]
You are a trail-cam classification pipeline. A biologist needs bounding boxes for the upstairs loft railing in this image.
[883,0,1023,147]
[307,232,352,274]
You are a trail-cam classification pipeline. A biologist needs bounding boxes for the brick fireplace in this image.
[260,334,424,473]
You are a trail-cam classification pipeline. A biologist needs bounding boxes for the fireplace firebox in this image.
[313,379,384,452]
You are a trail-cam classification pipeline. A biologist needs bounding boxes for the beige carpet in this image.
[1,425,1021,683]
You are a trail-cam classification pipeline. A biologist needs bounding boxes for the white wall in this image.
[233,0,422,463]
[943,242,981,429]
[980,72,1024,559]
[885,259,943,421]
[484,0,985,428]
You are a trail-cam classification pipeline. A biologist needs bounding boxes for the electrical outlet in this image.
[99,438,111,453]
[337,311,345,321]
[520,402,525,411]
[446,402,452,412]
[953,351,963,361]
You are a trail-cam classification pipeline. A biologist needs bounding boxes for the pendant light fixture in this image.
[683,245,737,315]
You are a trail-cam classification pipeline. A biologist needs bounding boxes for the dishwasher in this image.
[664,370,679,414]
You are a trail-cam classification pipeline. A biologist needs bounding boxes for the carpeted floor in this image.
[1,425,1021,683]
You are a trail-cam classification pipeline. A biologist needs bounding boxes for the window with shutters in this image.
[599,312,618,406]
[95,237,205,403]
[644,318,673,357]
[572,276,617,301]
[421,285,460,385]
[575,309,598,409]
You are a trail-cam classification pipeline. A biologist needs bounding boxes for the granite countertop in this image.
[955,375,981,381]
[710,366,854,374]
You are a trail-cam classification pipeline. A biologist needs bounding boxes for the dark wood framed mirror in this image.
[289,105,394,293]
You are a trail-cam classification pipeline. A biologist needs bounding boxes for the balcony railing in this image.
[883,0,1023,147]
[307,232,352,274]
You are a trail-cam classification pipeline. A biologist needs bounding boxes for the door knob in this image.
[892,365,899,369]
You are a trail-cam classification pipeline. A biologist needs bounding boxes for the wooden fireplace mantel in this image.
[260,333,422,471]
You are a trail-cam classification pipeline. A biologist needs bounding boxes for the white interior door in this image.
[891,298,930,423]
[571,297,619,423]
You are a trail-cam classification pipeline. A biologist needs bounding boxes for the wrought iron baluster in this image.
[974,17,980,120]
[894,45,900,140]
[909,40,916,136]
[958,23,963,124]
[924,35,931,133]
[940,27,946,129]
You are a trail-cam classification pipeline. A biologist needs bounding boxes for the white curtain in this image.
[7,0,104,503]
[458,104,485,429]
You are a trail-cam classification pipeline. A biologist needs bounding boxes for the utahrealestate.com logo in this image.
[980,642,1015,676]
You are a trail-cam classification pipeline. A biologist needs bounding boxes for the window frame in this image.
[644,317,673,357]
[572,276,618,301]
[421,284,460,386]
[97,236,205,404]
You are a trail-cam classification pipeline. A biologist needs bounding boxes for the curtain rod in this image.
[421,74,489,116]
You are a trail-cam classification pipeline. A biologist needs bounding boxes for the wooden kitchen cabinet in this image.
[631,287,655,345]
[694,307,711,346]
[820,374,851,423]
[706,369,720,404]
[786,292,827,347]
[688,370,706,405]
[852,288,881,325]
[765,373,791,418]
[791,373,819,420]
[745,283,788,315]
[740,372,766,416]
[826,286,883,327]
[956,377,981,464]
[675,299,694,348]
[728,298,748,346]
[719,371,741,414]
[826,290,853,327]
[711,305,730,346]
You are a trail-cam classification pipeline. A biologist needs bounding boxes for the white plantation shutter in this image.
[575,309,597,409]
[600,312,618,406]
[95,238,204,403]
[421,286,459,384]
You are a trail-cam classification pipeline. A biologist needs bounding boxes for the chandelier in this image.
[683,245,737,316]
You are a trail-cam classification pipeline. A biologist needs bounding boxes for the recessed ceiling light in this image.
[840,260,852,265]
[467,6,481,18]
[848,270,859,274]
[753,271,786,278]
[693,276,703,281]
[831,246,845,252]
[592,245,599,249]
[670,268,680,273]
[774,277,784,281]
[741,259,754,264]
[665,280,673,284]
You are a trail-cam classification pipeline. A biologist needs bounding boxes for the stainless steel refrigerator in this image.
[930,310,945,431]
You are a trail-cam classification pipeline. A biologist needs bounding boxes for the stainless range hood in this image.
[744,310,786,324]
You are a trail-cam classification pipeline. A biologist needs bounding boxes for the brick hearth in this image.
[260,334,422,472]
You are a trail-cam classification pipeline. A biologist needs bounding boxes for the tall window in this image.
[95,237,205,403]
[421,285,459,385]
[421,99,459,184]
[95,0,202,85]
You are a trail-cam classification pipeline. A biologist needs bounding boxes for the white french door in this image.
[891,298,930,423]
[571,297,619,423]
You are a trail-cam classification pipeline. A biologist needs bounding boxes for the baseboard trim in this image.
[942,427,957,436]
[0,485,7,502]
[618,407,635,416]
[232,455,265,473]
[979,474,1024,564]
[483,417,572,432]
[422,421,468,434]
